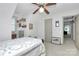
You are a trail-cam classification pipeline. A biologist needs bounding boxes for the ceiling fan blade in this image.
[46,3,56,6]
[33,8,40,14]
[44,7,49,14]
[32,3,40,6]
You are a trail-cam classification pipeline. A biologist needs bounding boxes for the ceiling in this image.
[14,3,79,17]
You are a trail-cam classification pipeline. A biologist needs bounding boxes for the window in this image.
[11,17,15,31]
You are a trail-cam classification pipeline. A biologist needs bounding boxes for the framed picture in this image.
[29,23,33,30]
[17,18,27,28]
[55,21,59,27]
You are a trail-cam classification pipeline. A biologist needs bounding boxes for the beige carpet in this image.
[45,38,79,56]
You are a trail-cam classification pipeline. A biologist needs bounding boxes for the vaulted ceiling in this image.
[14,3,79,17]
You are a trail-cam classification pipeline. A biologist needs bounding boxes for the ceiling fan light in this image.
[39,7,44,13]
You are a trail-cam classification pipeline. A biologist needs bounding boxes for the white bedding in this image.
[0,37,45,56]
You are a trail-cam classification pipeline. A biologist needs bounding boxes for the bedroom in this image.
[1,3,79,56]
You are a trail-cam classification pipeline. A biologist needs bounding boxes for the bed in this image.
[0,37,45,56]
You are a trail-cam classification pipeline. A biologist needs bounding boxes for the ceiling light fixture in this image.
[39,7,44,13]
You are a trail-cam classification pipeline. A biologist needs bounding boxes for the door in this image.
[45,19,52,42]
[75,16,79,49]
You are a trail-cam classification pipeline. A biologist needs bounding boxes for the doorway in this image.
[64,21,73,39]
[45,18,52,42]
[63,16,75,42]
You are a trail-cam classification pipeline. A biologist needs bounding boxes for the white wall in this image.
[52,16,63,44]
[0,3,17,41]
[37,9,79,44]
[14,13,45,39]
[25,14,40,37]
[13,7,79,44]
[36,16,45,39]
[17,14,42,38]
[23,9,79,44]
[24,14,45,39]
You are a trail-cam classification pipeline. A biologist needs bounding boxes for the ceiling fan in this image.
[32,3,56,14]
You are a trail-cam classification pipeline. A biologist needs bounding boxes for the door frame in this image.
[63,16,76,42]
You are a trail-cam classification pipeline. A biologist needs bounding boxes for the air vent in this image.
[52,37,61,45]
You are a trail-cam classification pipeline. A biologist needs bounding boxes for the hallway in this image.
[45,38,79,56]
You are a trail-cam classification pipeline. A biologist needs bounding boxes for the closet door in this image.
[45,19,52,42]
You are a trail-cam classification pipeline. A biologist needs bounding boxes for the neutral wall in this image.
[15,14,43,38]
[23,10,79,44]
[14,8,79,44]
[25,14,40,37]
[38,9,79,44]
[26,14,45,39]
[0,3,17,41]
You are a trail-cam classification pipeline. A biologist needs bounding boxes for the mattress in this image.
[0,37,45,56]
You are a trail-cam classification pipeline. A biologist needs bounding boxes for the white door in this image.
[45,19,52,42]
[75,16,79,48]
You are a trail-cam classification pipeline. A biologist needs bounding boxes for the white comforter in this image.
[0,37,45,56]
